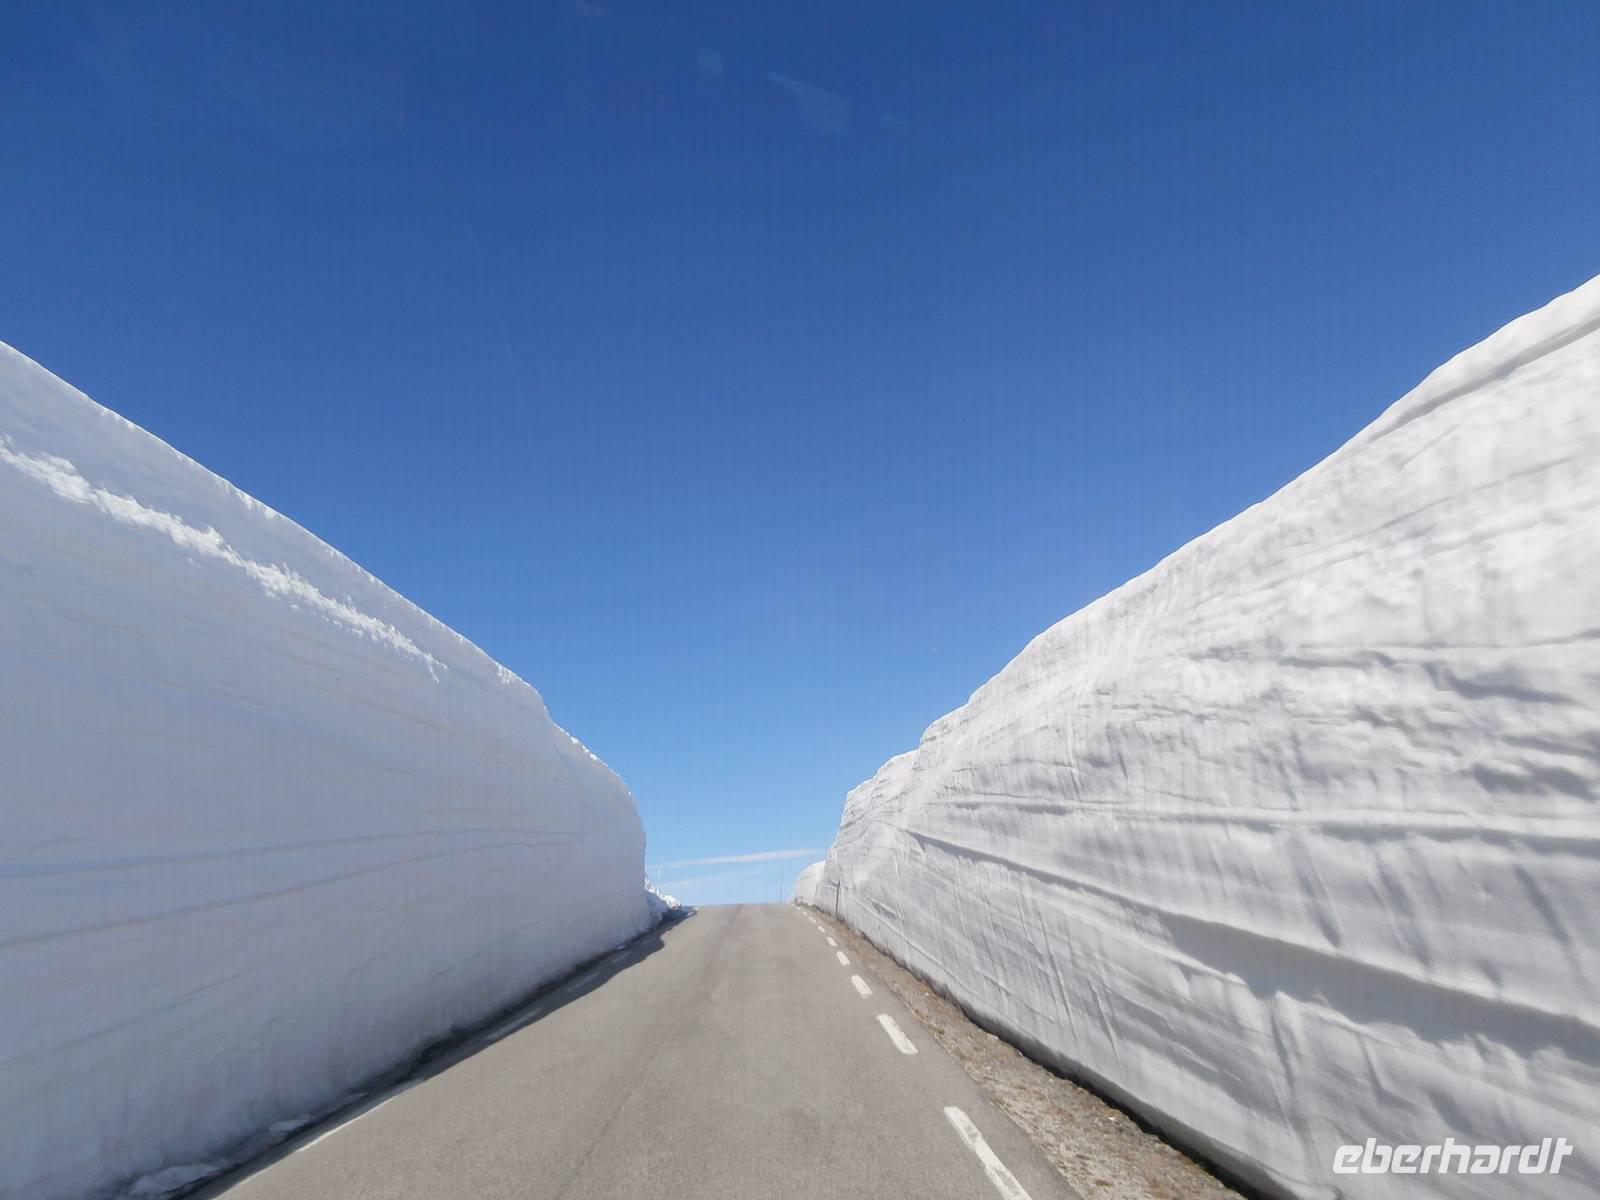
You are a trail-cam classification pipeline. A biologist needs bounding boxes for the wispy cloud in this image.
[767,72,851,134]
[649,847,821,870]
[696,46,724,78]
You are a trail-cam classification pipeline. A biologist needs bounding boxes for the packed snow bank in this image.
[791,860,825,905]
[813,277,1600,1200]
[646,879,682,921]
[0,344,654,1200]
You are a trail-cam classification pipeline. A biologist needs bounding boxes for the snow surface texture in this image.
[808,276,1600,1200]
[646,879,681,921]
[0,344,654,1200]
[791,860,825,905]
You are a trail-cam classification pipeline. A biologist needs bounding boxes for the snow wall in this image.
[0,344,654,1200]
[791,860,825,905]
[807,277,1600,1200]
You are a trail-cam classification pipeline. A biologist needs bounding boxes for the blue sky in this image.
[3,3,1596,905]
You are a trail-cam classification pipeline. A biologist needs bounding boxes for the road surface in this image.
[197,903,1078,1200]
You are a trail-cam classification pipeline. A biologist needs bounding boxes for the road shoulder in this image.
[802,905,1246,1200]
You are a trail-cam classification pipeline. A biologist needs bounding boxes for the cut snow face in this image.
[809,275,1600,1200]
[791,860,825,905]
[0,343,654,1200]
[646,879,682,920]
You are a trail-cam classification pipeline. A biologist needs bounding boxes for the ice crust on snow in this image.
[0,344,654,1200]
[806,277,1600,1199]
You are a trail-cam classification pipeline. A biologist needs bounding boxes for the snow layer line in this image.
[0,344,653,1200]
[807,276,1600,1200]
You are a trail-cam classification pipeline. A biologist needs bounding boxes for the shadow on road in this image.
[186,907,696,1199]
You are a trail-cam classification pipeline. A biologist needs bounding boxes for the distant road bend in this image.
[195,904,1077,1200]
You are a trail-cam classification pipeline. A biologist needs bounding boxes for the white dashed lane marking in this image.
[876,1013,918,1055]
[835,951,849,966]
[943,1106,1034,1200]
[850,975,872,998]
[826,937,837,947]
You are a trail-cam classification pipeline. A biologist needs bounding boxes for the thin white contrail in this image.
[648,848,820,870]
[654,866,773,890]
[466,222,526,409]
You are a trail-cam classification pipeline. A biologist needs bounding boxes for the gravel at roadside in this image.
[806,906,1246,1200]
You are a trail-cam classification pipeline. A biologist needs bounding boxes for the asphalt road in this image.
[199,903,1079,1200]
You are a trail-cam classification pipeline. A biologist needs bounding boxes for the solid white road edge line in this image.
[851,974,873,998]
[943,1106,1034,1200]
[484,1005,546,1043]
[561,970,599,994]
[876,1013,918,1055]
[835,950,850,966]
[299,1082,418,1151]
